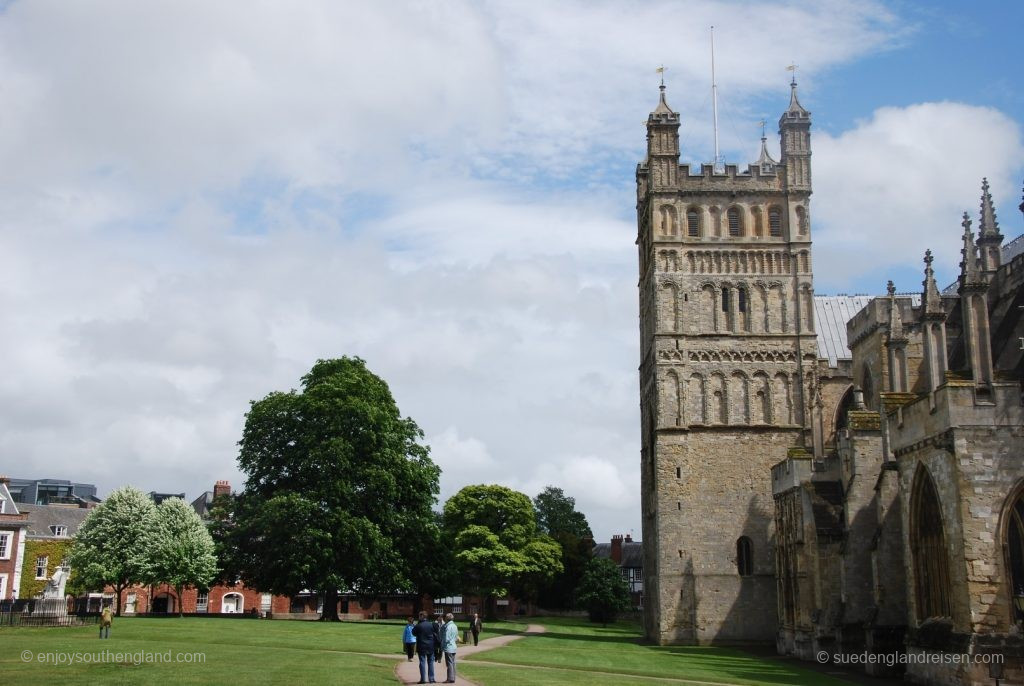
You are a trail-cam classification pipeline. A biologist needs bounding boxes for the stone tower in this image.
[637,81,818,644]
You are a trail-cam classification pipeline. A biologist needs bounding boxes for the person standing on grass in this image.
[403,617,416,661]
[470,612,482,646]
[99,604,112,639]
[442,612,459,683]
[412,611,439,683]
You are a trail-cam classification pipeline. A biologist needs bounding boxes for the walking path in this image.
[392,623,546,685]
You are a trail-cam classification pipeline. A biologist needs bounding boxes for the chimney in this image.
[611,535,624,564]
[625,533,633,543]
[213,480,231,498]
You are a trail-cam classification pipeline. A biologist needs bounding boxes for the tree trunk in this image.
[412,592,423,618]
[320,588,340,621]
[484,593,497,621]
[176,585,184,617]
[114,582,124,617]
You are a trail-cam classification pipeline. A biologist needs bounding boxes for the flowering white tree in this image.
[148,497,218,617]
[69,486,157,616]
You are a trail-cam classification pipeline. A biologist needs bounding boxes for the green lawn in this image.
[460,617,855,686]
[1,617,404,685]
[1,615,855,685]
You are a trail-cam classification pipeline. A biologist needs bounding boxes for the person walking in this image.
[442,612,459,683]
[403,617,416,661]
[99,604,112,639]
[412,611,439,683]
[470,612,482,646]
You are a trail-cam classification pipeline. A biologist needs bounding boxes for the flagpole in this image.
[711,26,722,172]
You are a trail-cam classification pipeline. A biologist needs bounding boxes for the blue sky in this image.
[0,1,1021,542]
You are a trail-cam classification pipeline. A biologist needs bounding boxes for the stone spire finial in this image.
[756,121,778,167]
[959,212,982,285]
[922,249,943,316]
[978,178,1001,237]
[652,83,675,117]
[886,280,906,341]
[785,78,809,116]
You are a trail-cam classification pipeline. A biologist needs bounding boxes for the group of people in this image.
[402,611,483,684]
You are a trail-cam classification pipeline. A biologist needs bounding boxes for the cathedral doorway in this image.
[910,465,951,621]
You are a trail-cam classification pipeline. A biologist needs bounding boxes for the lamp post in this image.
[988,658,1003,686]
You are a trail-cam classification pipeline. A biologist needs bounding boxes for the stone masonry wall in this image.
[655,427,799,643]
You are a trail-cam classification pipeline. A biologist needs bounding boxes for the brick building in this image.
[0,477,29,600]
[594,534,644,609]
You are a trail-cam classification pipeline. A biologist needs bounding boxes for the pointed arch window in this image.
[736,537,753,576]
[1007,490,1024,623]
[728,207,742,237]
[911,468,951,620]
[687,209,700,237]
[769,207,782,237]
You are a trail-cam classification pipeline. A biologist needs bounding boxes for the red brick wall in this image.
[115,582,290,615]
[0,524,25,599]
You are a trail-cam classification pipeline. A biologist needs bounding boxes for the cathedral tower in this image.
[637,81,818,644]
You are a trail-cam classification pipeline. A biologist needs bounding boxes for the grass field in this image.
[0,615,857,685]
[459,617,855,686]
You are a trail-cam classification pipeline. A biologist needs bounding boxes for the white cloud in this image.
[813,102,1024,290]
[0,0,1014,545]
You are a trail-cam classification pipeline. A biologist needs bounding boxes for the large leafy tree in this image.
[533,486,593,540]
[148,498,218,617]
[219,357,440,620]
[68,486,157,616]
[443,485,562,618]
[576,557,631,625]
[532,486,594,609]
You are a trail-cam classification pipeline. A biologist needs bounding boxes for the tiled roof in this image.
[19,504,91,539]
[593,541,643,568]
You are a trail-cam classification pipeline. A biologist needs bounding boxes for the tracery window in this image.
[911,467,951,620]
[1007,490,1024,623]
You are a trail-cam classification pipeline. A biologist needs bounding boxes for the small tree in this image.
[69,486,157,616]
[148,498,218,616]
[576,557,630,626]
[444,485,562,618]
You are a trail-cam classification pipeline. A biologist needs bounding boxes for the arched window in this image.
[795,206,808,235]
[911,467,951,620]
[769,207,782,237]
[721,287,730,312]
[736,536,753,576]
[728,207,742,237]
[687,209,700,237]
[738,288,747,313]
[1007,490,1024,623]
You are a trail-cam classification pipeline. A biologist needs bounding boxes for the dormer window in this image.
[50,525,68,537]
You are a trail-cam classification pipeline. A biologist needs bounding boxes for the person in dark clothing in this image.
[470,612,482,646]
[433,614,443,663]
[412,611,439,684]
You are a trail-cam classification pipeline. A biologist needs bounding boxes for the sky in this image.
[1,0,1022,543]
